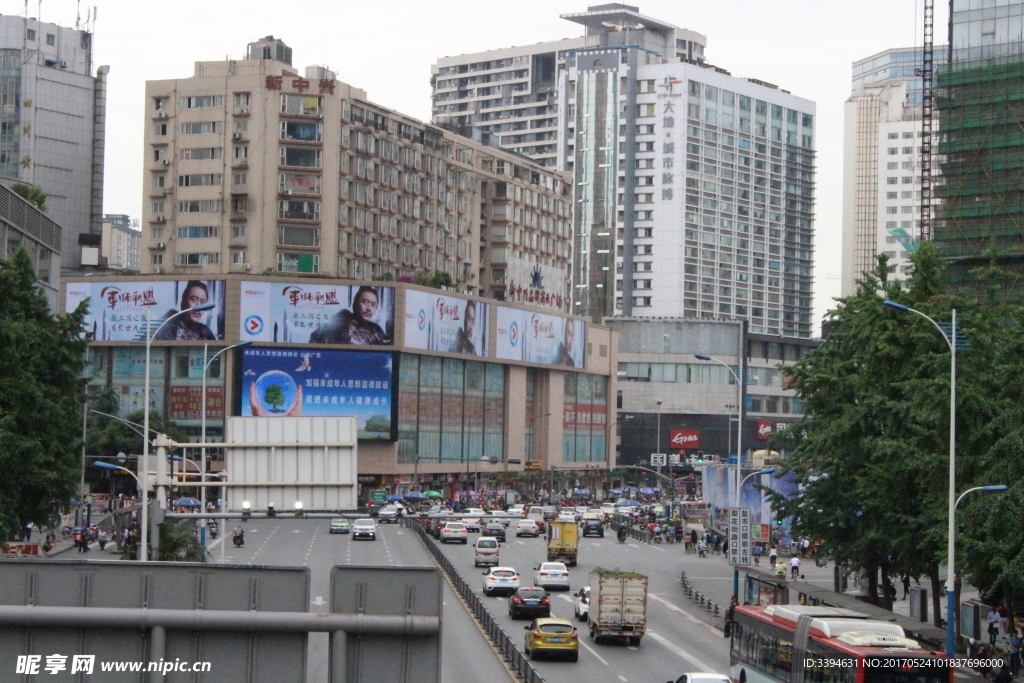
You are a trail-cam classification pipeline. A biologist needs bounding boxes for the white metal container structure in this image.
[586,570,648,645]
[225,416,358,511]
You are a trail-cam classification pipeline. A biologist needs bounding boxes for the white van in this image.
[474,537,500,567]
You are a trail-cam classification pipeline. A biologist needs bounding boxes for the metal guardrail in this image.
[403,518,545,683]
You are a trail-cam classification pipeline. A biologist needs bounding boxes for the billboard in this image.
[65,280,226,341]
[496,307,584,368]
[756,421,774,440]
[670,429,701,450]
[239,347,395,440]
[404,289,489,357]
[503,257,568,311]
[239,281,395,345]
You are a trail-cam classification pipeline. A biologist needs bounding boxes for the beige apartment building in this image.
[142,37,573,309]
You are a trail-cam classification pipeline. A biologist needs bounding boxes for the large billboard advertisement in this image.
[239,347,395,440]
[239,282,395,345]
[496,307,585,368]
[65,280,226,341]
[404,289,490,357]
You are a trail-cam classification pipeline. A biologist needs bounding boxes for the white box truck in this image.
[587,568,648,645]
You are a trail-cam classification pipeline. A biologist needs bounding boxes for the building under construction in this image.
[934,1,1024,301]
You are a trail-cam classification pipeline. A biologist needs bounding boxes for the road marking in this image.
[557,595,574,603]
[627,646,637,651]
[292,529,301,533]
[311,596,326,606]
[577,639,609,666]
[646,630,718,673]
[648,593,722,634]
[649,545,665,552]
[617,675,628,682]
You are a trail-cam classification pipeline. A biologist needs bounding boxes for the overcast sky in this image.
[7,0,946,329]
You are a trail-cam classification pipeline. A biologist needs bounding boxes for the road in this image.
[431,525,733,683]
[208,518,514,683]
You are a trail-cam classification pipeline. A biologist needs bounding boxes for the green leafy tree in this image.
[429,271,453,289]
[86,389,189,463]
[121,520,204,562]
[264,384,285,411]
[0,248,88,541]
[11,183,47,212]
[364,415,390,435]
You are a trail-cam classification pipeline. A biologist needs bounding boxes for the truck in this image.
[587,569,648,646]
[546,520,579,566]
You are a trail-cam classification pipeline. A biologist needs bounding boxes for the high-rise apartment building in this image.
[840,48,946,298]
[101,214,141,271]
[1,181,62,307]
[562,52,816,337]
[0,15,108,272]
[142,37,572,309]
[934,1,1024,300]
[431,4,706,167]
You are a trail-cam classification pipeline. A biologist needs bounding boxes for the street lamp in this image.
[93,461,144,561]
[141,300,216,561]
[694,354,744,507]
[883,299,970,657]
[200,341,253,547]
[656,401,663,493]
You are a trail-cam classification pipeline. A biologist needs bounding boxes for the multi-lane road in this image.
[208,518,516,683]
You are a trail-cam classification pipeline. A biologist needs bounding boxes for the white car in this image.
[463,508,487,517]
[489,510,511,527]
[557,510,577,523]
[352,518,376,541]
[574,506,590,516]
[463,517,482,532]
[581,512,603,523]
[482,566,520,596]
[515,519,540,537]
[573,586,591,622]
[508,504,526,517]
[378,505,402,523]
[600,505,616,519]
[533,562,570,590]
[668,675,732,683]
[441,522,469,544]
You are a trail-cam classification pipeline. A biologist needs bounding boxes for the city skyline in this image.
[8,0,947,333]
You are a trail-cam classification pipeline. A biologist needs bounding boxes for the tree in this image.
[768,242,1021,621]
[364,415,390,435]
[429,271,453,289]
[11,183,47,212]
[85,389,189,463]
[121,520,204,562]
[264,384,285,412]
[0,248,89,541]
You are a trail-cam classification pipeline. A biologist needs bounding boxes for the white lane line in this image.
[646,631,718,673]
[648,593,723,635]
[577,639,609,666]
[557,595,574,603]
[617,675,627,682]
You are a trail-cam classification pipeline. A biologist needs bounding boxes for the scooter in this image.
[232,530,245,547]
[208,522,219,540]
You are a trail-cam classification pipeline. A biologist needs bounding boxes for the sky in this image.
[6,0,947,332]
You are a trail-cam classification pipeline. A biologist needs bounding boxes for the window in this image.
[177,226,218,239]
[277,252,319,273]
[233,172,247,185]
[234,145,248,160]
[25,29,36,41]
[45,34,55,46]
[280,147,321,168]
[175,252,220,266]
[152,200,165,214]
[278,225,320,247]
[234,92,251,107]
[179,147,222,161]
[886,177,897,185]
[151,253,163,265]
[281,94,322,116]
[179,173,221,187]
[234,118,248,133]
[152,175,166,189]
[887,148,898,155]
[887,132,899,139]
[886,162,898,170]
[232,250,246,264]
[279,199,321,221]
[280,120,323,142]
[180,95,224,109]
[180,122,222,135]
[154,123,168,136]
[177,199,222,213]
[232,225,246,238]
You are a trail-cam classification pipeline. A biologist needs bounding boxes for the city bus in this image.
[729,604,954,683]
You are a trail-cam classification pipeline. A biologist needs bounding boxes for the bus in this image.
[729,604,954,683]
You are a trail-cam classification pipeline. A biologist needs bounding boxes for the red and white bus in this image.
[729,604,954,683]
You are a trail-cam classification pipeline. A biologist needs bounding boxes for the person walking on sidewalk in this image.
[1009,628,1022,677]
[988,607,1001,646]
[901,575,911,600]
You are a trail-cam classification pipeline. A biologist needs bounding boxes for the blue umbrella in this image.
[404,491,426,500]
[616,499,643,507]
[638,488,655,496]
[574,488,591,496]
[386,494,404,503]
[172,498,201,508]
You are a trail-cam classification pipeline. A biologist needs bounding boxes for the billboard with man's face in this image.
[65,280,226,341]
[495,306,585,368]
[403,289,489,357]
[239,282,395,345]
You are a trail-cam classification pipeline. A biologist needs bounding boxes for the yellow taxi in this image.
[523,617,579,661]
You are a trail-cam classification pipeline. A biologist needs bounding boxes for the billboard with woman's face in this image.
[65,280,226,341]
[239,282,395,345]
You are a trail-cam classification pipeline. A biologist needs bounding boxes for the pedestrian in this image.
[801,537,810,557]
[790,556,801,579]
[988,607,1001,646]
[901,575,911,600]
[74,530,84,553]
[753,543,762,566]
[724,596,739,637]
[1009,628,1022,677]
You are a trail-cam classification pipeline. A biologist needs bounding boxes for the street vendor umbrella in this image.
[386,494,404,503]
[637,487,655,496]
[574,488,591,496]
[172,498,201,508]
[424,491,444,498]
[616,499,643,507]
[404,491,427,500]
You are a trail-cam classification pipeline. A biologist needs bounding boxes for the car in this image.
[574,506,590,516]
[378,505,402,523]
[425,505,452,516]
[581,519,604,538]
[463,517,482,532]
[541,506,559,521]
[515,519,540,537]
[351,518,376,540]
[508,587,551,619]
[525,507,547,532]
[430,517,457,539]
[482,523,506,542]
[482,566,520,596]
[581,511,603,523]
[489,510,511,526]
[441,522,469,544]
[328,517,350,534]
[463,508,487,517]
[508,504,526,517]
[573,586,590,622]
[474,537,500,567]
[600,505,617,519]
[534,562,570,590]
[523,617,579,662]
[557,510,577,523]
[666,675,731,683]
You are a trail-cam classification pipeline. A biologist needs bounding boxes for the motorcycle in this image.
[232,530,245,547]
[208,522,219,540]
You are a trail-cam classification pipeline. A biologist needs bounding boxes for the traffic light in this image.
[696,450,704,463]
[776,519,783,525]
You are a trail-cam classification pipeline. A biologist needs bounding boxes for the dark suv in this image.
[581,520,604,538]
[482,523,506,542]
[508,587,551,620]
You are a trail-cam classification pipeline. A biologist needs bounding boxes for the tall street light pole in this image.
[142,301,216,561]
[656,400,663,495]
[200,341,252,548]
[883,300,970,657]
[93,461,145,561]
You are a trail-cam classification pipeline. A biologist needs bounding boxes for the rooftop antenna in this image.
[75,0,80,29]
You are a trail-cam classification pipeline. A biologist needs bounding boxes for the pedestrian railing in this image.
[403,519,545,683]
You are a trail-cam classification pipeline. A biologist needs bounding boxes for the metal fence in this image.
[403,518,545,683]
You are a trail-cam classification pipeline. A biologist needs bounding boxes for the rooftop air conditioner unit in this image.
[244,263,251,270]
[157,112,168,119]
[239,107,249,115]
[60,60,68,68]
[156,242,165,250]
[232,133,242,141]
[162,159,170,166]
[282,189,292,196]
[153,266,162,274]
[156,216,166,223]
